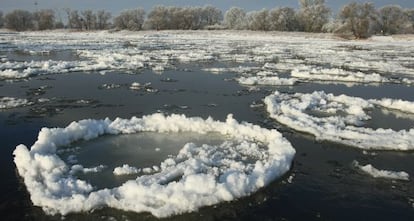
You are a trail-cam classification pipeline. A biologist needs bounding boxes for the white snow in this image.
[71,164,106,174]
[13,113,295,217]
[291,66,389,84]
[0,97,32,109]
[113,164,140,176]
[353,161,410,181]
[1,30,413,85]
[237,71,297,86]
[264,91,414,150]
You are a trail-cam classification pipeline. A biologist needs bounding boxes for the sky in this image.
[1,0,413,16]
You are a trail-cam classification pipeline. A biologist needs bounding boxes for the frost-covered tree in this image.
[33,9,55,30]
[269,7,298,31]
[378,5,407,35]
[182,7,200,29]
[297,0,331,32]
[146,6,221,30]
[114,8,145,31]
[5,10,34,31]
[96,10,112,30]
[65,9,82,30]
[0,11,3,28]
[146,5,169,30]
[81,10,97,30]
[335,2,378,39]
[247,9,270,31]
[224,7,247,30]
[201,5,223,27]
[405,9,414,33]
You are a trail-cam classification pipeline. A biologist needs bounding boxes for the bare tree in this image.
[33,9,55,30]
[335,2,378,39]
[96,10,112,30]
[114,8,145,31]
[5,10,34,31]
[297,0,331,32]
[224,7,247,30]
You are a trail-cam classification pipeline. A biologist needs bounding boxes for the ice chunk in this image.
[291,66,389,84]
[353,161,410,181]
[113,164,140,176]
[264,91,414,150]
[0,97,32,109]
[14,113,295,217]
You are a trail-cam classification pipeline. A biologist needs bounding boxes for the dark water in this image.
[1,62,414,221]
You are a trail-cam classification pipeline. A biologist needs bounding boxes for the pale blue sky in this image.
[1,0,413,16]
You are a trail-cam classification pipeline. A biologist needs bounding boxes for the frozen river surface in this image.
[1,30,414,221]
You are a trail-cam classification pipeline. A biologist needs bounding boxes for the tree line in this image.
[0,0,413,38]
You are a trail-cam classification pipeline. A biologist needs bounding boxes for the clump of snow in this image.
[264,91,414,150]
[13,113,295,217]
[71,164,106,174]
[113,164,140,176]
[353,161,410,181]
[0,97,32,109]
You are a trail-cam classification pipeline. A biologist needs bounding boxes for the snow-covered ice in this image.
[13,113,295,217]
[264,91,414,150]
[0,97,32,109]
[1,30,413,85]
[353,161,410,181]
[237,71,297,86]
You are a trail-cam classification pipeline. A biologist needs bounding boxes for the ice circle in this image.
[264,91,414,151]
[13,113,295,218]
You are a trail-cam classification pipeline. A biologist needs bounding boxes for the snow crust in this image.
[353,161,410,181]
[264,91,414,150]
[1,30,413,85]
[13,113,295,217]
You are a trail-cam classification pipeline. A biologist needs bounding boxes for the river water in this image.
[1,31,413,221]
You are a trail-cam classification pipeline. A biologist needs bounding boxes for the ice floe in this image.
[353,161,410,181]
[1,30,413,85]
[0,97,32,109]
[291,66,389,84]
[264,91,414,150]
[13,113,295,217]
[237,71,297,86]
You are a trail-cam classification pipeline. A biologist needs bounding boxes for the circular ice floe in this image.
[13,113,295,217]
[264,91,414,150]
